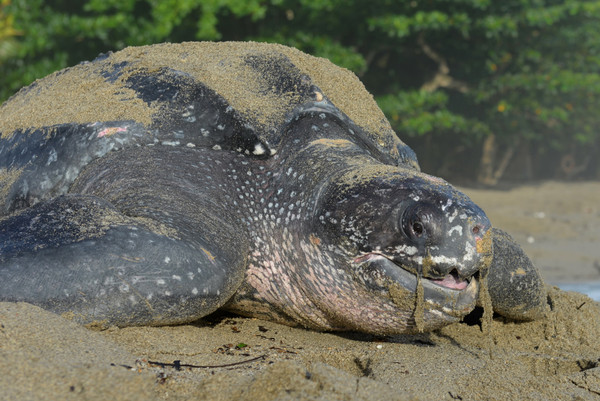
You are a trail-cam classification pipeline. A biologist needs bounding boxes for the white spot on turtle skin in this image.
[46,148,58,166]
[156,279,166,285]
[213,144,222,150]
[192,288,199,295]
[161,141,180,146]
[393,245,418,255]
[430,309,445,318]
[164,256,171,264]
[448,225,463,236]
[441,199,453,212]
[165,291,172,296]
[253,143,266,155]
[463,242,475,261]
[430,255,459,266]
[270,149,277,155]
[186,143,196,148]
[448,209,459,223]
[217,124,225,131]
[409,193,420,202]
[172,275,182,281]
[129,295,137,303]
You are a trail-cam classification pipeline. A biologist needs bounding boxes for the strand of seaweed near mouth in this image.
[112,354,267,371]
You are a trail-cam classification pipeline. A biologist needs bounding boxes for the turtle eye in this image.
[412,221,425,237]
[401,202,441,244]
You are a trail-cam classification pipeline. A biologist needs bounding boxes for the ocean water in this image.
[556,283,600,302]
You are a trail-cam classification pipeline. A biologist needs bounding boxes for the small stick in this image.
[147,354,266,370]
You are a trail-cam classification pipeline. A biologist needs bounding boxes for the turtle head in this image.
[310,167,492,334]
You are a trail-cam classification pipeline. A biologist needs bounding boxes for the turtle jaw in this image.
[352,253,479,319]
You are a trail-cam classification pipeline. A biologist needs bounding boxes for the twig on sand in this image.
[147,354,267,370]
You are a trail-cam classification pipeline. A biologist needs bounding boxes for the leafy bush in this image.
[1,0,599,181]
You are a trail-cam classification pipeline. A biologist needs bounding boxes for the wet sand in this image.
[1,181,599,400]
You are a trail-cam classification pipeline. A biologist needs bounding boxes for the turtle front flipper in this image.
[483,228,548,321]
[0,188,247,328]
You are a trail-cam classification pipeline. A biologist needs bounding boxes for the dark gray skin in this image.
[0,42,546,334]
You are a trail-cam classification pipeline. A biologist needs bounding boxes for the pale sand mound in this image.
[2,287,600,400]
[0,302,155,401]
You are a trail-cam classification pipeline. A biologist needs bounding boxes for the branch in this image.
[418,33,469,93]
[146,354,266,370]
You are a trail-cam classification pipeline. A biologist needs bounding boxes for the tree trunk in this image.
[478,134,497,185]
[478,134,518,185]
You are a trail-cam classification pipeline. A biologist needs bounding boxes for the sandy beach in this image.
[1,180,599,400]
[462,181,600,285]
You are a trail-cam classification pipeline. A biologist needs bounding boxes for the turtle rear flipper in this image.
[0,192,246,328]
[484,228,548,321]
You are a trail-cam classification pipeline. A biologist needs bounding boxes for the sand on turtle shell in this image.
[0,42,411,168]
[2,285,600,401]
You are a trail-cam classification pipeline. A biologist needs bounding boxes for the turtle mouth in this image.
[352,253,478,317]
[428,270,469,290]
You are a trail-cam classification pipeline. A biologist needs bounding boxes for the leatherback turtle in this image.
[0,42,546,334]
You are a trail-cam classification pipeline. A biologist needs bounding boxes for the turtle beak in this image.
[352,253,479,318]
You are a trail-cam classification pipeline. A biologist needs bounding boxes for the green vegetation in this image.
[1,0,599,182]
